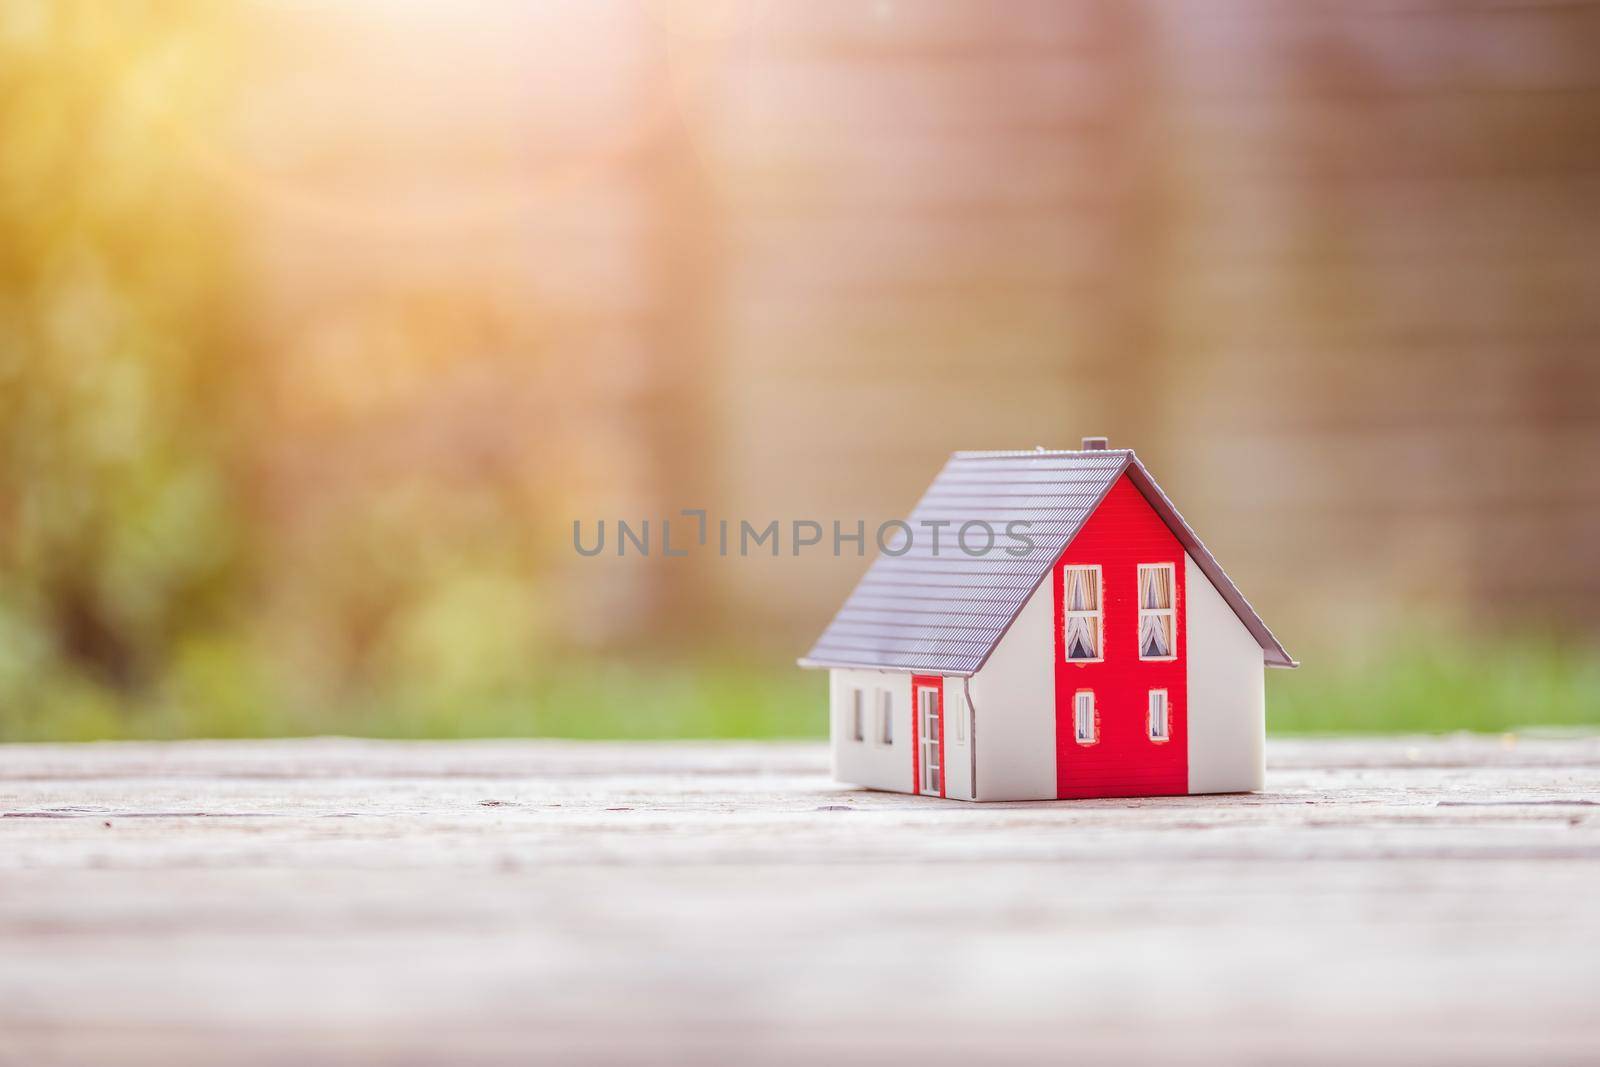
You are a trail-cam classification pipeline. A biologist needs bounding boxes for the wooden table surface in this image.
[2,735,1597,1066]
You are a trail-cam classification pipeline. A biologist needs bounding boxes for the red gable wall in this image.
[1051,474,1188,799]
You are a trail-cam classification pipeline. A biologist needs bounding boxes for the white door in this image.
[917,685,941,796]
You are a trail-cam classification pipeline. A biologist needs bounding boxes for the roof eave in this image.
[795,656,976,677]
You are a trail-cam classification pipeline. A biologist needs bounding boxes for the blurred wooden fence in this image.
[242,0,1600,655]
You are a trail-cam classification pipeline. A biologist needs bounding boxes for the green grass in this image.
[2,640,1597,742]
[1266,639,1600,735]
[0,657,826,742]
[352,659,826,741]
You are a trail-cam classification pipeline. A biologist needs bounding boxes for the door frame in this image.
[912,675,944,797]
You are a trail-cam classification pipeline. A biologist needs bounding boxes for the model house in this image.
[799,439,1296,801]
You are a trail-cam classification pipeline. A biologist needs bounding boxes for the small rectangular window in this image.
[876,689,894,745]
[1138,563,1176,660]
[849,688,864,742]
[1074,690,1096,744]
[1148,689,1169,742]
[1063,565,1102,661]
[953,686,966,744]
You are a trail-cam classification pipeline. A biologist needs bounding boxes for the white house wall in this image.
[1185,552,1266,793]
[830,668,913,794]
[967,577,1057,801]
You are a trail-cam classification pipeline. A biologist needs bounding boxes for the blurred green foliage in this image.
[0,4,571,742]
[0,2,250,734]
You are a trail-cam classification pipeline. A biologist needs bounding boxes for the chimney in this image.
[1081,436,1108,450]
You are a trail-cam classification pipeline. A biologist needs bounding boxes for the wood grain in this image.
[2,735,1597,1066]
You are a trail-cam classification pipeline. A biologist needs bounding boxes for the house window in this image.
[1138,563,1176,659]
[1063,565,1102,661]
[876,689,894,745]
[952,686,966,744]
[1148,689,1169,742]
[1074,690,1096,745]
[849,688,864,742]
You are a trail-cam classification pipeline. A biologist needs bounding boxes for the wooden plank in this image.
[715,131,1121,215]
[1159,0,1600,97]
[742,0,1120,59]
[1173,92,1600,180]
[1,736,1597,1065]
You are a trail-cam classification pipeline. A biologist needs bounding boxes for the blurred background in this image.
[2,0,1597,742]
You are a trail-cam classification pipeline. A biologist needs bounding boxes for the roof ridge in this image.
[950,448,1136,459]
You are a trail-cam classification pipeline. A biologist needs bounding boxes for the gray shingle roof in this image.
[798,449,1296,676]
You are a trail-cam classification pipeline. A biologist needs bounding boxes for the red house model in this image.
[799,439,1296,801]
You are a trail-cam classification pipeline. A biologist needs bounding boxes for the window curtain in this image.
[1066,616,1098,659]
[1140,613,1172,657]
[1065,568,1099,659]
[1139,566,1173,656]
[1140,565,1172,609]
[1066,568,1098,611]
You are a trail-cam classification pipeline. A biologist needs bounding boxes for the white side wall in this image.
[830,668,913,794]
[966,577,1057,801]
[1185,552,1266,793]
[942,674,971,802]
